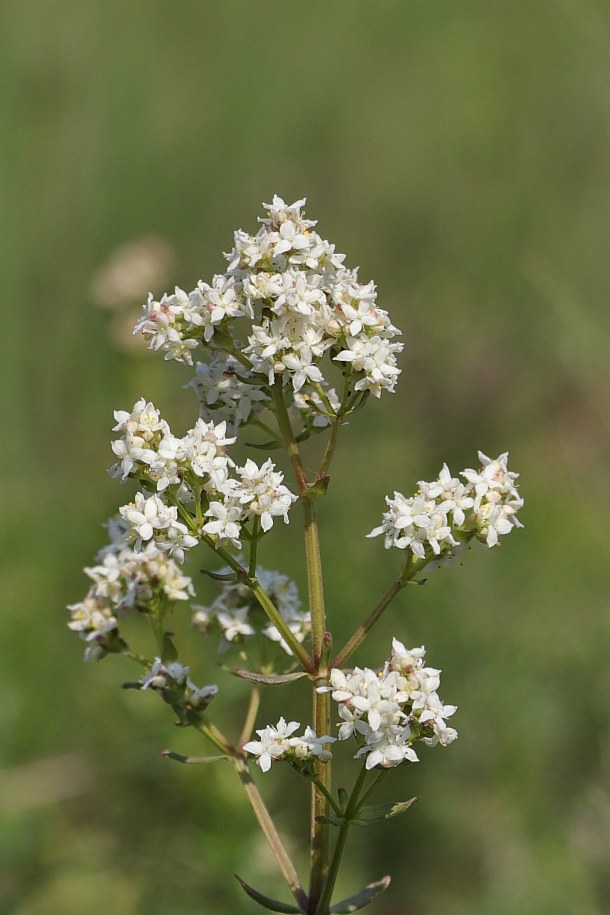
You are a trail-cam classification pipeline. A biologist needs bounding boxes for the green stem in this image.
[311,382,336,417]
[317,417,341,481]
[248,517,261,578]
[250,578,314,672]
[357,769,386,808]
[316,376,351,481]
[173,496,199,533]
[196,719,236,756]
[269,382,332,911]
[271,382,309,493]
[304,500,326,666]
[121,648,151,667]
[304,497,331,910]
[239,687,260,748]
[149,613,166,657]
[331,555,426,669]
[205,538,313,671]
[307,773,343,818]
[225,345,254,372]
[233,755,309,912]
[314,766,369,915]
[197,721,308,911]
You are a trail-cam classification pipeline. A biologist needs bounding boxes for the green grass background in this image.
[1,2,610,913]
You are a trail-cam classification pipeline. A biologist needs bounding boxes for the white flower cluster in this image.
[111,399,297,557]
[135,196,403,402]
[68,520,195,661]
[119,493,199,563]
[243,717,336,773]
[185,354,270,434]
[192,565,310,655]
[368,451,523,558]
[110,397,236,494]
[322,638,457,770]
[67,593,120,662]
[139,657,218,711]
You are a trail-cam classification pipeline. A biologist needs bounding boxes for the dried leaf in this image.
[232,668,309,686]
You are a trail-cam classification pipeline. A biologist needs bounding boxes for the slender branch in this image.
[233,755,309,912]
[121,648,151,667]
[311,382,336,416]
[248,517,261,578]
[224,345,254,372]
[271,382,309,493]
[314,765,369,915]
[249,578,314,672]
[196,720,236,757]
[331,555,426,670]
[317,376,350,481]
[307,773,343,818]
[304,497,331,910]
[197,720,308,911]
[356,769,386,808]
[269,379,332,909]
[239,687,260,747]
[317,418,342,481]
[205,538,313,672]
[304,501,326,667]
[149,613,166,657]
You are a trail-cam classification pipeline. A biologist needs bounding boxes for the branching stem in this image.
[197,721,308,911]
[314,765,369,915]
[332,555,426,669]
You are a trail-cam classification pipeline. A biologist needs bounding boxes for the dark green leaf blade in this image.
[201,568,238,582]
[245,438,283,450]
[160,750,228,764]
[330,876,391,913]
[235,875,303,913]
[315,814,345,827]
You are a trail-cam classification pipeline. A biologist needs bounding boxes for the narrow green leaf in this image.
[315,814,345,827]
[234,371,266,386]
[160,750,228,764]
[354,797,418,824]
[232,668,309,686]
[330,876,391,913]
[235,875,303,913]
[245,438,283,450]
[201,568,238,582]
[337,787,349,811]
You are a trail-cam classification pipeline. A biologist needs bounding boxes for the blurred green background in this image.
[2,1,610,913]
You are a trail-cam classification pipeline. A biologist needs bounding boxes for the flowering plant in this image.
[70,196,523,913]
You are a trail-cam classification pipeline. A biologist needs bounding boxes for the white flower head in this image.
[327,639,458,768]
[234,458,297,532]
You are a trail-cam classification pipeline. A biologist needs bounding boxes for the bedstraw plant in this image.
[69,196,524,914]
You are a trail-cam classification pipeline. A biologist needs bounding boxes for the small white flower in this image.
[328,638,458,767]
[140,658,190,691]
[119,493,198,562]
[243,717,300,772]
[234,459,297,532]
